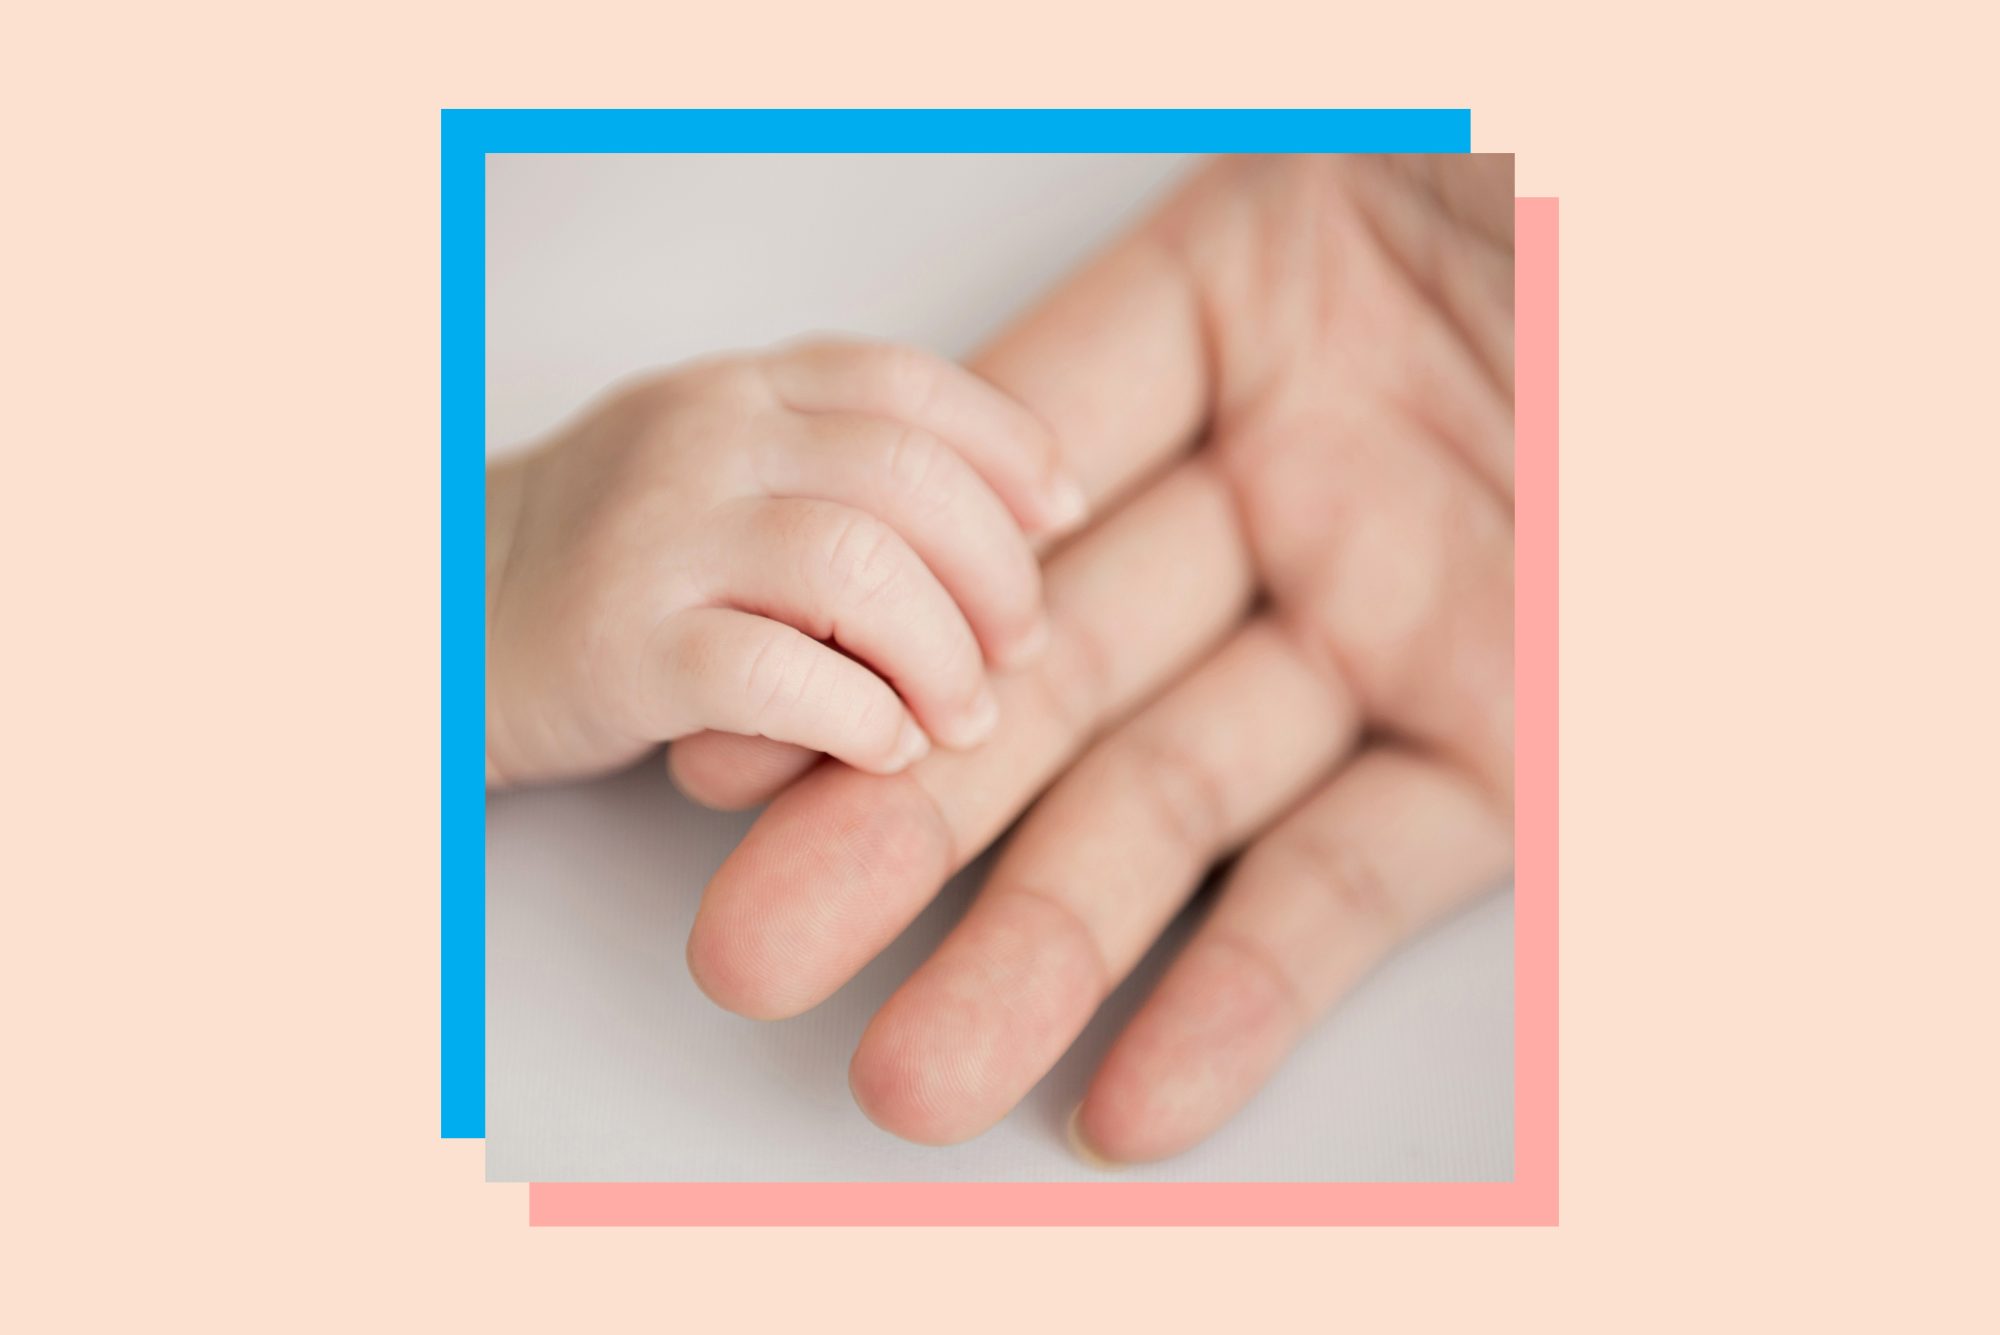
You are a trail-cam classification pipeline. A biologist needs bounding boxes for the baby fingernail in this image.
[891,718,930,770]
[1045,475,1088,533]
[1066,1105,1123,1172]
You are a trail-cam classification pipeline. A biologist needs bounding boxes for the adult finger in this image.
[699,497,996,751]
[667,733,817,811]
[1073,747,1512,1165]
[757,413,1048,669]
[969,210,1213,515]
[648,608,928,775]
[848,618,1361,1144]
[771,195,1218,536]
[686,460,1253,1019]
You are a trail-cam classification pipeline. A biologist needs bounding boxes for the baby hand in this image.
[486,340,1085,788]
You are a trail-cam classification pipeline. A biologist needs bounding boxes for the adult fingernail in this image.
[890,717,930,770]
[1066,1105,1123,1172]
[1044,475,1088,534]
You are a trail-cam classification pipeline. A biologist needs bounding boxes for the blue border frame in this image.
[442,108,1474,1139]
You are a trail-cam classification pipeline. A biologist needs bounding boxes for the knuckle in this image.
[821,511,902,607]
[740,627,804,718]
[1120,730,1231,857]
[1032,616,1114,735]
[845,680,897,752]
[879,426,952,513]
[1204,929,1313,1032]
[1281,832,1399,936]
[679,354,767,403]
[787,334,858,361]
[865,343,941,418]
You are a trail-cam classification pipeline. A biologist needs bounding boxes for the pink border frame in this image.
[528,196,1560,1227]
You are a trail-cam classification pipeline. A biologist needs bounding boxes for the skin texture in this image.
[485,339,1087,789]
[675,154,1517,1163]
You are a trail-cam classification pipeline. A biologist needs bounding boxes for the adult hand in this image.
[673,155,1516,1163]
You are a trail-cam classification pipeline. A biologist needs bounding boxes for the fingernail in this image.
[890,717,930,770]
[1044,475,1088,534]
[998,617,1050,671]
[1066,1105,1123,1172]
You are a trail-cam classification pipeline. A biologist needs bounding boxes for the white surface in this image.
[484,154,1514,1182]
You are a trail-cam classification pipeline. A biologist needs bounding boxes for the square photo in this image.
[479,150,1521,1187]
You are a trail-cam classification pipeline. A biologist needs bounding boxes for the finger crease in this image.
[1002,882,1115,1004]
[1278,833,1403,941]
[1202,928,1314,1033]
[1129,737,1233,859]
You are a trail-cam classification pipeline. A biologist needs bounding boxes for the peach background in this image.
[10,0,1995,1329]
